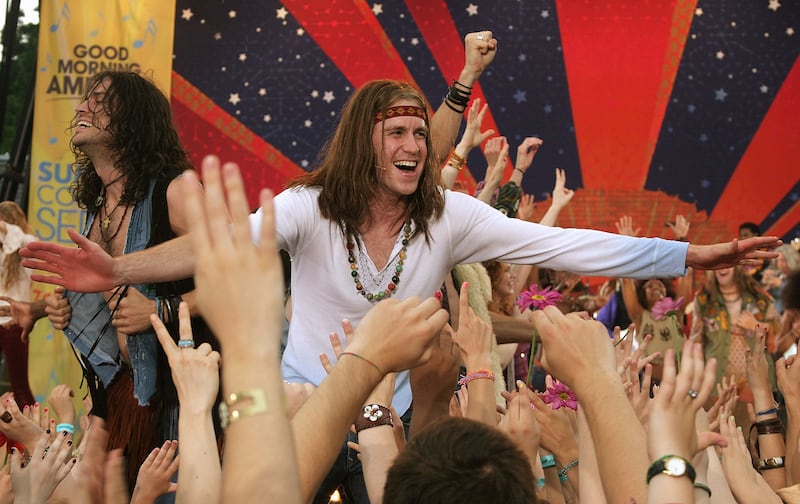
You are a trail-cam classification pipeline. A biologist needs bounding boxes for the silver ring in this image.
[688,389,699,399]
[476,34,485,40]
[177,339,195,349]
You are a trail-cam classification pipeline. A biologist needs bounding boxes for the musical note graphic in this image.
[89,10,105,37]
[121,0,138,22]
[47,124,58,145]
[49,3,71,32]
[133,18,157,48]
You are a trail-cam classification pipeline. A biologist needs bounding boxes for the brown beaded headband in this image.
[374,105,427,123]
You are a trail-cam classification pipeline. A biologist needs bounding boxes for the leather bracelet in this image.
[756,418,783,435]
[758,456,785,470]
[218,388,268,429]
[355,404,393,433]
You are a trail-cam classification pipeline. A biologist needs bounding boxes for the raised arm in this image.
[430,30,498,161]
[440,98,494,189]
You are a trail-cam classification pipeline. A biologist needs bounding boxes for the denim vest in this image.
[64,180,159,405]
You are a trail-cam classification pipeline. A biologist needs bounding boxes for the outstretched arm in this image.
[686,236,780,270]
[21,227,194,293]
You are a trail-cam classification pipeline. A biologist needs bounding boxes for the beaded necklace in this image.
[347,222,411,302]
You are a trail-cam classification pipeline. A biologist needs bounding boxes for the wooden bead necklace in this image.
[347,223,411,303]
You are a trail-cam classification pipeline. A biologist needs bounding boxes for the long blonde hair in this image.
[0,201,31,290]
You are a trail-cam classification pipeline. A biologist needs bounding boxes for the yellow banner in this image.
[27,0,175,407]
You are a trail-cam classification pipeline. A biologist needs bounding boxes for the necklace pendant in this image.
[94,195,104,207]
[102,216,111,229]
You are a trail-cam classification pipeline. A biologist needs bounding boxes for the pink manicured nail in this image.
[434,291,442,301]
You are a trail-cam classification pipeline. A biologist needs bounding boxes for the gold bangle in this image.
[219,388,268,429]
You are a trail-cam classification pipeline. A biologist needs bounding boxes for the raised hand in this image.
[47,384,76,426]
[514,137,543,175]
[462,31,498,82]
[0,297,37,342]
[615,215,640,237]
[10,431,76,504]
[517,194,535,222]
[459,98,495,152]
[151,302,220,415]
[549,168,575,212]
[667,215,690,241]
[482,136,507,172]
[131,440,179,503]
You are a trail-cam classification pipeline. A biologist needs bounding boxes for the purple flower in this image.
[516,284,562,311]
[651,296,685,321]
[542,380,578,411]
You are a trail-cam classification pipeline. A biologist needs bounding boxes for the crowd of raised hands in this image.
[0,153,793,504]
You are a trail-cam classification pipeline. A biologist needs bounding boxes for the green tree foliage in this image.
[1,20,38,155]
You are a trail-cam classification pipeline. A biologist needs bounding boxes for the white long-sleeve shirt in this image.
[251,187,688,413]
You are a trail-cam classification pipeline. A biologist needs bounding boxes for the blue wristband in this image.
[56,423,74,434]
[540,454,556,468]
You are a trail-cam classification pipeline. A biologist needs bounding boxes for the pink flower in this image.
[516,284,562,311]
[651,296,685,321]
[542,380,578,411]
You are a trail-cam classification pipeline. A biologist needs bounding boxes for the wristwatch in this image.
[646,455,696,484]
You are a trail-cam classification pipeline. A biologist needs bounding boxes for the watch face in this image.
[665,457,687,476]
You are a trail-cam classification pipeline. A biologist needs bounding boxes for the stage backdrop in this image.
[27,0,175,405]
[171,0,799,243]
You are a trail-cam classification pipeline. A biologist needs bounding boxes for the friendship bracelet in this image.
[756,406,779,417]
[540,454,556,469]
[340,351,385,376]
[558,458,579,481]
[693,482,712,497]
[355,404,393,433]
[513,167,526,176]
[458,369,495,387]
[218,388,268,429]
[56,423,74,434]
[758,456,785,470]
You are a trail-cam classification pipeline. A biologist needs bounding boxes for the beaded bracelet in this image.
[558,458,579,481]
[540,454,556,469]
[458,369,495,387]
[56,423,74,435]
[445,148,466,171]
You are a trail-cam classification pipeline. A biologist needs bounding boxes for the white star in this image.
[181,8,193,21]
[311,90,319,98]
[297,28,305,36]
[263,114,272,123]
[788,27,795,36]
[228,10,237,18]
[200,19,205,24]
[304,119,312,127]
[214,32,222,40]
[716,50,725,60]
[276,7,288,19]
[411,37,419,46]
[768,0,781,11]
[541,9,550,18]
[259,88,267,96]
[695,7,703,16]
[760,84,769,93]
[323,91,335,104]
[239,53,247,62]
[518,53,527,62]
[466,4,478,16]
[301,160,309,168]
[714,88,727,101]
[229,93,241,105]
[372,3,383,15]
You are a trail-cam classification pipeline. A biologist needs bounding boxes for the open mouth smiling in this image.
[394,160,417,172]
